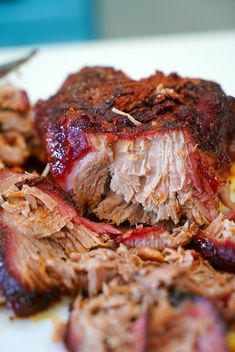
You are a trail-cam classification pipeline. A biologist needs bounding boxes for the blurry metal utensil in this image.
[0,49,38,78]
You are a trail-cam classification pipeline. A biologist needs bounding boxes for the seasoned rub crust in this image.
[35,67,233,182]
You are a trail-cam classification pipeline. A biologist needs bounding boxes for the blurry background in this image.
[100,0,235,39]
[0,0,235,46]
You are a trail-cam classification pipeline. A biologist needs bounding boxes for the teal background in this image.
[0,0,97,46]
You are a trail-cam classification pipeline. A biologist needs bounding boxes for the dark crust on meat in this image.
[227,97,235,159]
[192,234,235,273]
[0,220,59,317]
[35,67,233,181]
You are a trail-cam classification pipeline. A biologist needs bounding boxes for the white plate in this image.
[0,30,235,352]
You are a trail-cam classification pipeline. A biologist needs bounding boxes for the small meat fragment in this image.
[0,85,41,166]
[192,214,235,272]
[163,247,235,322]
[149,298,226,352]
[0,85,29,111]
[0,131,29,166]
[48,245,142,297]
[117,222,197,251]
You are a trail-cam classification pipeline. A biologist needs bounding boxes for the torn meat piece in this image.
[130,246,235,321]
[47,245,142,297]
[0,225,60,317]
[162,247,235,321]
[0,169,122,316]
[193,236,235,273]
[65,270,226,352]
[94,192,152,226]
[227,96,235,160]
[65,288,149,352]
[65,265,166,352]
[117,222,196,250]
[149,298,226,352]
[0,85,39,166]
[129,247,164,262]
[65,248,233,351]
[35,67,235,226]
[164,247,235,296]
[0,224,138,317]
[0,173,119,240]
[0,168,32,193]
[192,214,235,272]
[0,131,29,166]
[0,110,33,135]
[0,85,29,112]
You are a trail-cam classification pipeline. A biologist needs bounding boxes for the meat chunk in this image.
[48,245,142,297]
[65,244,235,352]
[0,85,39,166]
[0,169,122,316]
[65,287,148,352]
[227,96,235,160]
[115,222,197,262]
[126,246,235,322]
[117,222,196,250]
[35,67,235,226]
[192,214,235,272]
[148,298,226,352]
[162,247,235,322]
[65,270,226,352]
[0,85,29,111]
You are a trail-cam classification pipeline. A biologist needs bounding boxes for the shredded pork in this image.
[67,130,218,226]
[0,85,42,166]
[66,259,227,352]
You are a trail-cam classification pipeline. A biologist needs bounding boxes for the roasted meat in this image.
[117,222,196,250]
[0,85,39,166]
[65,245,235,352]
[115,222,198,262]
[227,97,235,160]
[65,264,227,352]
[0,169,124,316]
[0,85,29,111]
[1,68,234,350]
[35,67,235,226]
[192,214,235,272]
[148,298,226,352]
[162,248,235,323]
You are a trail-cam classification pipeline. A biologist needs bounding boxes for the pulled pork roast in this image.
[0,168,125,316]
[65,249,230,352]
[0,85,41,166]
[1,72,235,351]
[35,67,235,226]
[192,213,235,272]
